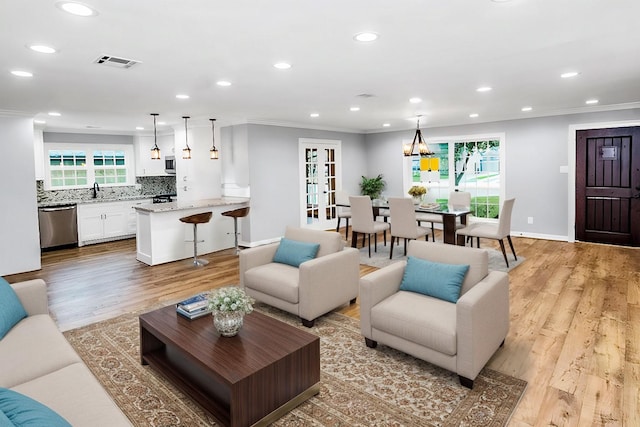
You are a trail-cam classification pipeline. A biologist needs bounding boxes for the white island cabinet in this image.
[134,197,249,266]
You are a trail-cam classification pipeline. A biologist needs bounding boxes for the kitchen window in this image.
[44,143,134,190]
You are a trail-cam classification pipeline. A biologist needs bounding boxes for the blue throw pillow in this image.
[0,388,72,427]
[399,256,470,303]
[0,278,28,340]
[273,238,320,267]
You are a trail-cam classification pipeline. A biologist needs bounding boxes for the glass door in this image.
[299,139,341,230]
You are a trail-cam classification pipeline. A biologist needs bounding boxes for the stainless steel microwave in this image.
[164,155,176,174]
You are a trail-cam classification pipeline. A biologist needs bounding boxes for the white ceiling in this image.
[2,0,640,135]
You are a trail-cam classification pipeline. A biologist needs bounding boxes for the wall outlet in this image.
[527,216,534,224]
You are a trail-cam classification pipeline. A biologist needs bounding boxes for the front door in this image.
[576,126,640,246]
[299,139,342,230]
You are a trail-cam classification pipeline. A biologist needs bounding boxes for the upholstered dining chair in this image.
[349,195,390,257]
[388,197,430,259]
[335,190,352,239]
[456,198,517,267]
[415,190,471,241]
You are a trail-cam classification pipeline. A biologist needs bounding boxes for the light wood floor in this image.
[6,231,639,426]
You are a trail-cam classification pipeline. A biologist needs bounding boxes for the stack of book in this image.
[176,293,212,320]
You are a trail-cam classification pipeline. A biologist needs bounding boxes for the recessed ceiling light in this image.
[176,94,190,99]
[477,86,492,92]
[561,71,579,78]
[34,120,46,124]
[56,1,98,16]
[310,113,319,118]
[521,106,533,112]
[48,112,61,116]
[409,97,422,104]
[353,32,379,42]
[136,127,144,130]
[585,99,599,105]
[216,80,232,87]
[273,62,291,70]
[469,113,479,118]
[29,45,57,54]
[382,123,391,127]
[350,107,360,112]
[11,70,33,77]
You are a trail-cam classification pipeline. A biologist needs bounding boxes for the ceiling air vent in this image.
[94,55,140,69]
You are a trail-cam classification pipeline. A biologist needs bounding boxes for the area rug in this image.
[358,243,525,272]
[64,304,526,427]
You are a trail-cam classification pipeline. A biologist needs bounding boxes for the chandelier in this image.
[402,117,434,157]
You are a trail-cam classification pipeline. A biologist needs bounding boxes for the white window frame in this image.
[402,132,506,222]
[43,142,135,190]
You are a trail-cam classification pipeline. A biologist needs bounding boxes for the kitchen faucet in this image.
[92,182,100,198]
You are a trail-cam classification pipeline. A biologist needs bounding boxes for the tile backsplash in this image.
[37,176,177,204]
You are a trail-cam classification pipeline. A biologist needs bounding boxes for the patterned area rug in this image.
[358,243,525,272]
[64,304,526,426]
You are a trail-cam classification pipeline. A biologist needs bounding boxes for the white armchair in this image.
[240,226,360,327]
[359,240,509,388]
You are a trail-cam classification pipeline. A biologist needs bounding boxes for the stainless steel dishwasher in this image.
[38,204,78,249]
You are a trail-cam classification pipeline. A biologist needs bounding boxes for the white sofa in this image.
[0,279,131,426]
[359,241,509,388]
[240,227,360,327]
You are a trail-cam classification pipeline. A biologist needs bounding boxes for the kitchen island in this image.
[134,197,249,266]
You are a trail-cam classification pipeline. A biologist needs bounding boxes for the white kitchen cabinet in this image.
[126,199,152,234]
[78,200,148,246]
[134,133,174,176]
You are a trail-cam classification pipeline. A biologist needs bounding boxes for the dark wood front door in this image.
[576,126,640,246]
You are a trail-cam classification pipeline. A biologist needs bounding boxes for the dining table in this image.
[340,199,470,245]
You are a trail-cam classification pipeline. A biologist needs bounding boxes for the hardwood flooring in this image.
[5,232,639,426]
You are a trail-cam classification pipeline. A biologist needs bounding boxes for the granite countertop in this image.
[134,197,249,213]
[38,194,157,208]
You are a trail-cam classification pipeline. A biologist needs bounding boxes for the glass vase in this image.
[213,311,244,337]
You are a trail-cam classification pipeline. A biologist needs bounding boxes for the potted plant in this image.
[208,286,255,337]
[408,185,427,204]
[360,174,386,200]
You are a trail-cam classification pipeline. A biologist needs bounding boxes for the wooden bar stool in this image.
[221,206,250,254]
[179,211,213,266]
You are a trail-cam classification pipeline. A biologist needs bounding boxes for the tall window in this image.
[405,134,505,220]
[44,143,134,190]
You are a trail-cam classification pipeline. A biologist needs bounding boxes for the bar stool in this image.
[179,212,213,266]
[221,206,250,254]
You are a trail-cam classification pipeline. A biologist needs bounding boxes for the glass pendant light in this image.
[182,116,191,159]
[150,113,161,160]
[209,118,219,160]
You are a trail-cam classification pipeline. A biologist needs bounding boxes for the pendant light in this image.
[182,116,191,159]
[209,118,219,160]
[150,113,161,160]
[402,116,433,157]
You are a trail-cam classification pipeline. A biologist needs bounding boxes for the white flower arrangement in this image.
[208,286,254,314]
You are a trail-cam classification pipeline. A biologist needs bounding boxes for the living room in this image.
[1,1,640,426]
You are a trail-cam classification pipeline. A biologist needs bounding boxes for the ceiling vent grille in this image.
[94,55,140,69]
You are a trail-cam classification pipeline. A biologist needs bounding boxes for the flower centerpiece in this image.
[408,185,427,204]
[208,286,254,337]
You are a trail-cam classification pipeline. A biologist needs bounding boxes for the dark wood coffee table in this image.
[139,305,320,427]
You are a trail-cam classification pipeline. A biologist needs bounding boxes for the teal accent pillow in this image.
[0,278,27,340]
[0,388,72,427]
[399,256,470,303]
[273,238,320,267]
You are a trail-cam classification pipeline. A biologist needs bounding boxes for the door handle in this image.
[634,193,640,199]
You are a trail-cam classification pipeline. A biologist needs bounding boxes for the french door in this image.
[299,139,342,230]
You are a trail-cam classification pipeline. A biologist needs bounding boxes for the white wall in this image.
[364,108,640,240]
[0,115,41,275]
[223,124,367,244]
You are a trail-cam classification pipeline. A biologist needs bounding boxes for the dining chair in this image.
[388,197,430,259]
[456,198,517,267]
[335,190,351,239]
[415,191,471,241]
[349,195,390,257]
